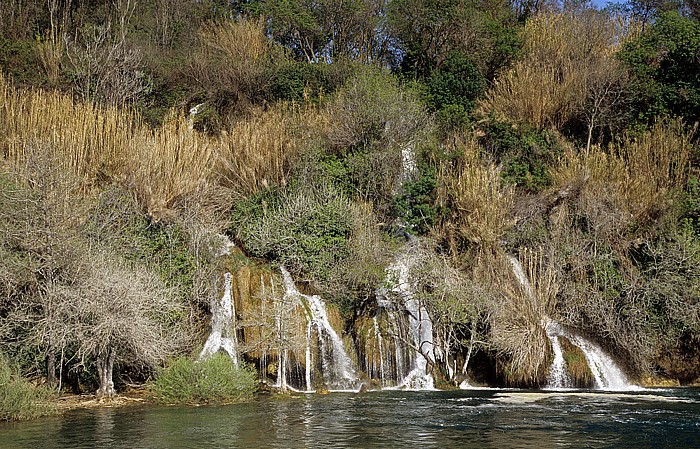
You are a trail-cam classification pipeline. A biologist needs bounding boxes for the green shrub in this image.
[480,120,560,193]
[85,189,198,300]
[619,11,700,125]
[0,354,56,421]
[267,61,341,103]
[232,185,352,282]
[393,163,441,235]
[152,354,257,404]
[426,51,485,113]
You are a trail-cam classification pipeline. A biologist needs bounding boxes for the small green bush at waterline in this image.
[0,354,56,421]
[152,354,257,404]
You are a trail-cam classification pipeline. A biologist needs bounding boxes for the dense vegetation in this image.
[1,0,699,418]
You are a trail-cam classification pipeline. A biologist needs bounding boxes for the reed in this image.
[435,136,515,253]
[130,112,215,218]
[0,71,135,184]
[553,117,693,228]
[197,18,269,67]
[35,30,64,86]
[491,248,559,386]
[216,103,325,199]
[479,11,628,130]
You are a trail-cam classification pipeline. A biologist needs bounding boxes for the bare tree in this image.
[0,146,186,397]
[579,56,629,156]
[44,250,186,397]
[65,0,151,105]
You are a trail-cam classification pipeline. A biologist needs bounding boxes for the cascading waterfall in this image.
[553,324,639,391]
[280,267,358,391]
[377,253,436,390]
[544,321,572,389]
[200,272,239,363]
[508,254,637,390]
[371,316,387,386]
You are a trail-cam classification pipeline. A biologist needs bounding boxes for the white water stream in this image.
[199,271,240,365]
[544,321,572,389]
[280,267,358,391]
[377,252,436,390]
[508,256,638,391]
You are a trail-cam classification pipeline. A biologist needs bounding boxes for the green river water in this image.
[1,388,698,448]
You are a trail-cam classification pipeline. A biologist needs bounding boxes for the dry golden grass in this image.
[553,117,693,228]
[0,71,326,219]
[197,18,268,67]
[215,103,324,200]
[490,248,559,386]
[0,71,134,183]
[189,18,277,111]
[479,11,629,130]
[35,31,64,86]
[131,112,216,218]
[435,136,515,253]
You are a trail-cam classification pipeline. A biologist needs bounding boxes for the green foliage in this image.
[426,51,485,134]
[152,354,257,404]
[327,68,429,152]
[393,163,441,235]
[232,185,352,283]
[0,353,56,421]
[638,222,700,338]
[620,11,700,124]
[592,251,624,301]
[0,37,46,85]
[426,51,485,113]
[480,120,560,193]
[682,177,700,234]
[268,61,335,103]
[262,0,329,62]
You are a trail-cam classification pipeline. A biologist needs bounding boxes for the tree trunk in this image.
[46,352,56,386]
[96,347,116,398]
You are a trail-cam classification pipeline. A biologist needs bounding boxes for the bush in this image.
[267,61,343,103]
[426,51,485,114]
[232,185,352,283]
[231,184,392,315]
[152,354,257,404]
[620,11,700,125]
[480,120,561,193]
[393,162,441,235]
[0,354,56,421]
[325,67,430,153]
[86,188,198,301]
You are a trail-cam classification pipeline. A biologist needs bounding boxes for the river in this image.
[1,388,698,448]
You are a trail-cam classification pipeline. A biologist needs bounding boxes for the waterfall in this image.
[199,271,239,365]
[508,255,536,303]
[372,316,387,386]
[564,331,639,391]
[544,321,572,389]
[377,252,435,390]
[280,267,358,391]
[508,254,637,390]
[544,319,637,390]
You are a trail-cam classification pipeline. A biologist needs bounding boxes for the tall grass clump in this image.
[130,112,216,218]
[553,117,693,234]
[216,104,320,200]
[0,73,217,219]
[435,137,515,254]
[490,248,559,386]
[0,71,134,182]
[479,11,628,131]
[0,353,56,421]
[189,18,282,115]
[152,354,257,404]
